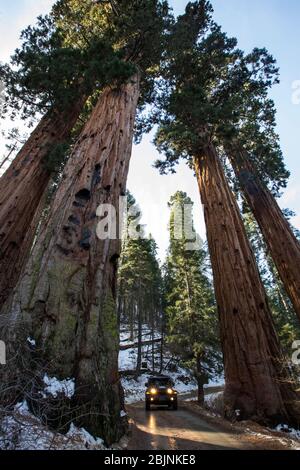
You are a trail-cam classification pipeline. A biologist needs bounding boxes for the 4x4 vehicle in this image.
[145,376,178,411]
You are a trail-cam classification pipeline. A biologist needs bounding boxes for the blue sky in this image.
[0,0,299,260]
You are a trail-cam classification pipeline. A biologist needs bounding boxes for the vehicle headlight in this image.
[167,388,173,395]
[150,388,157,395]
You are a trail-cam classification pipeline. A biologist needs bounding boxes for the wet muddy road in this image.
[127,402,251,450]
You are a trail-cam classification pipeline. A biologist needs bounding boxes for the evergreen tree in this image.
[118,192,163,374]
[155,0,300,322]
[0,2,134,309]
[153,1,299,424]
[164,191,222,404]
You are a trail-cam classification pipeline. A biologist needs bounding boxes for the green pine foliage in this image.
[152,1,289,195]
[0,11,132,121]
[118,193,163,370]
[0,0,172,123]
[118,235,163,332]
[164,191,222,393]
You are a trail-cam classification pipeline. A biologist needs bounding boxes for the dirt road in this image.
[127,402,253,450]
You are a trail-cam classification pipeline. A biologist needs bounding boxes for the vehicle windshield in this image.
[148,378,172,388]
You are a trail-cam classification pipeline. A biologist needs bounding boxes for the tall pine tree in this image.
[118,193,163,375]
[164,191,222,404]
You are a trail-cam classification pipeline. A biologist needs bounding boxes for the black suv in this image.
[145,376,178,410]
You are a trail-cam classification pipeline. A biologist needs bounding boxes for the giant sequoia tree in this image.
[155,3,300,324]
[0,0,171,444]
[154,1,300,424]
[223,98,300,322]
[243,210,300,355]
[0,8,133,309]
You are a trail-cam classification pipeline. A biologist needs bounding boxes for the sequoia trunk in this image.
[194,143,299,426]
[228,146,300,322]
[0,97,86,309]
[4,75,140,444]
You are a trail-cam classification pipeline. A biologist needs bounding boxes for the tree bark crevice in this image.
[1,75,140,444]
[0,96,87,309]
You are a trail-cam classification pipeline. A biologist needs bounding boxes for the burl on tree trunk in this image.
[228,146,300,323]
[0,96,86,310]
[4,75,140,444]
[194,143,299,426]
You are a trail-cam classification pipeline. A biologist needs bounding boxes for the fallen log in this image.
[119,338,162,351]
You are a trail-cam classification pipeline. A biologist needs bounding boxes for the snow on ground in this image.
[119,326,162,372]
[204,391,223,405]
[274,424,300,441]
[120,326,162,344]
[245,428,300,450]
[120,326,224,404]
[202,393,300,449]
[42,375,75,399]
[0,401,107,450]
[122,367,202,405]
[119,346,137,372]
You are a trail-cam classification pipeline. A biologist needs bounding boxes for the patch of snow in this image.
[120,410,127,418]
[204,391,223,405]
[275,424,300,440]
[14,401,32,417]
[27,337,36,347]
[119,326,162,372]
[67,423,105,449]
[121,375,148,404]
[120,325,161,344]
[119,347,137,372]
[0,401,107,450]
[43,375,75,399]
[247,428,300,450]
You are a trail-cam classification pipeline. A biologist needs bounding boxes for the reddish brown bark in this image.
[228,146,300,322]
[194,143,299,425]
[4,75,140,444]
[0,97,86,309]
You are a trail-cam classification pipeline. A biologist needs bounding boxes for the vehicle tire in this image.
[173,402,178,411]
[146,402,151,411]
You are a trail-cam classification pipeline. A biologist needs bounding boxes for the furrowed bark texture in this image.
[5,75,140,444]
[0,97,86,309]
[228,146,300,322]
[194,143,299,426]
